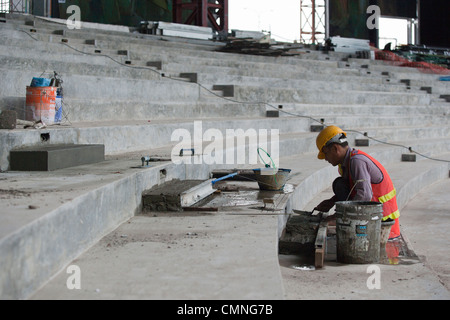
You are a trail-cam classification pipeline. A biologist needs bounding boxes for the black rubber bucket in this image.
[335,201,383,264]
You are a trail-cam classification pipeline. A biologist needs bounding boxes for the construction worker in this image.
[314,125,400,239]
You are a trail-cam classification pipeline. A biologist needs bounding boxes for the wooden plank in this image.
[315,248,324,269]
[314,221,328,268]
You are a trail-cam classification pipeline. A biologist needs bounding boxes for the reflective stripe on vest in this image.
[377,188,400,220]
[383,210,400,221]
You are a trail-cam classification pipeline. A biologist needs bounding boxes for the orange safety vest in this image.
[342,149,401,238]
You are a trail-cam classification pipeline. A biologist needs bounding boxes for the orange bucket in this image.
[25,86,57,124]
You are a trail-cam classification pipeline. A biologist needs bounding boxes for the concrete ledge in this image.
[2,119,449,173]
[234,86,432,106]
[0,160,185,299]
[10,144,104,171]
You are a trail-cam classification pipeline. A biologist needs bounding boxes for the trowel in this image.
[293,208,322,216]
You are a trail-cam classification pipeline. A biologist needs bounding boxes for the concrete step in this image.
[403,79,450,95]
[274,103,450,117]
[346,126,450,150]
[0,51,161,81]
[195,73,411,94]
[0,117,309,171]
[0,75,201,116]
[2,68,444,123]
[0,158,186,299]
[1,26,442,104]
[60,100,448,125]
[59,100,265,122]
[9,144,105,171]
[2,131,449,299]
[0,33,139,69]
[2,113,450,171]
[162,61,360,81]
[0,46,389,100]
[233,86,432,106]
[1,23,354,77]
[347,57,449,80]
[316,114,450,128]
[4,14,446,89]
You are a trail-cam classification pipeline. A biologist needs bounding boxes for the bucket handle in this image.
[257,147,276,170]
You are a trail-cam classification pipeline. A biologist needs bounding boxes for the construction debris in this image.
[278,211,322,256]
[19,119,46,129]
[217,38,299,56]
[142,179,215,212]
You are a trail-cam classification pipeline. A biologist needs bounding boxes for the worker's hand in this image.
[315,199,335,213]
[324,213,336,223]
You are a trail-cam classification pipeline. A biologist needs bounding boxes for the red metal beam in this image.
[172,0,228,33]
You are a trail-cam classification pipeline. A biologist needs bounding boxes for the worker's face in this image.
[322,144,340,166]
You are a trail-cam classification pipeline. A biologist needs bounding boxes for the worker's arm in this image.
[315,195,338,212]
[315,156,381,212]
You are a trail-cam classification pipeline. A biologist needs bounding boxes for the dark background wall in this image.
[420,0,450,47]
[329,0,449,48]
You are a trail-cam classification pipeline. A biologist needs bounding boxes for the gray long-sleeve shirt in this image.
[340,147,384,201]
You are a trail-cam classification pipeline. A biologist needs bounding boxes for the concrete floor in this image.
[280,178,450,300]
[30,178,450,300]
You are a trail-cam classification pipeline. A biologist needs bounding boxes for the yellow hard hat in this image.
[316,125,347,159]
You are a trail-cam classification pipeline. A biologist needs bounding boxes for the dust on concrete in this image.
[0,188,32,199]
[100,225,210,249]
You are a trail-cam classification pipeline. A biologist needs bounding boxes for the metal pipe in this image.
[211,172,239,185]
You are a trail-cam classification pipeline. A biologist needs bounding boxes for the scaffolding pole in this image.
[300,0,327,44]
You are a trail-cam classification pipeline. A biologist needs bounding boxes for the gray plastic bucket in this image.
[252,168,291,191]
[335,201,383,264]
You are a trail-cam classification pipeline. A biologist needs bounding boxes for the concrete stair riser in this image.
[317,115,450,129]
[163,62,360,81]
[3,18,447,86]
[234,86,432,106]
[0,55,161,81]
[195,74,411,94]
[277,104,450,117]
[0,37,138,69]
[2,114,449,171]
[61,101,265,122]
[0,29,442,106]
[0,117,311,170]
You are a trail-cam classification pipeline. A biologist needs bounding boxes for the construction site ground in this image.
[1,13,449,302]
[15,157,448,300]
